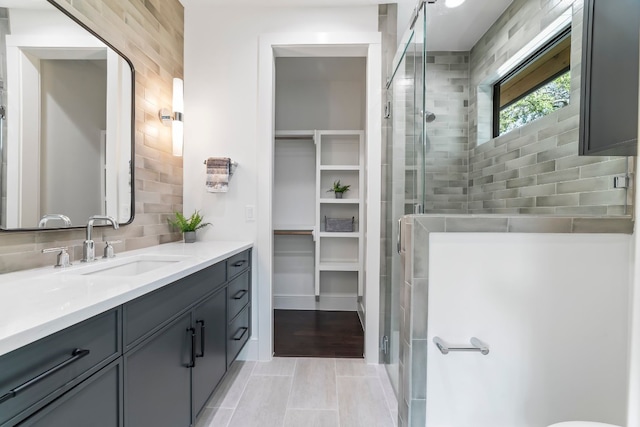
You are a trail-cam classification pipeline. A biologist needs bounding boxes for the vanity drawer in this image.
[124,262,226,350]
[227,305,250,367]
[228,271,250,321]
[227,250,250,279]
[0,309,121,427]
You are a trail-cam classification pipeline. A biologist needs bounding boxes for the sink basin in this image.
[66,255,191,277]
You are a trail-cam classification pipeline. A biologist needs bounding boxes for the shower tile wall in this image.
[424,51,469,214]
[466,0,633,215]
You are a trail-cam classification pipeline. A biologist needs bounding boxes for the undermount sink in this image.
[66,255,191,277]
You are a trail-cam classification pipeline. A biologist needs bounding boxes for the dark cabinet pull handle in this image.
[196,320,205,358]
[0,348,90,405]
[232,290,248,300]
[232,327,248,341]
[232,260,246,267]
[187,328,196,368]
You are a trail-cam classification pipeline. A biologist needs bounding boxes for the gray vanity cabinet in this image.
[192,286,227,418]
[0,247,252,427]
[124,312,192,427]
[0,308,121,427]
[16,360,123,427]
[580,0,639,156]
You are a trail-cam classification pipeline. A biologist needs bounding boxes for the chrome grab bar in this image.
[433,336,489,355]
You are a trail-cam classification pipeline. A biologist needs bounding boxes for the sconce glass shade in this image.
[172,78,184,156]
[172,120,183,156]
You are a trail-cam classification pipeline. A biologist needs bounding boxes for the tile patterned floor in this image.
[195,358,398,427]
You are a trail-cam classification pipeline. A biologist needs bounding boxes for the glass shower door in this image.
[382,3,426,395]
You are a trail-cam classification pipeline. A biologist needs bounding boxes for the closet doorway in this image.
[272,57,366,358]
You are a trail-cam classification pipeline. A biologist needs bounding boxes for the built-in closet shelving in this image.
[273,129,364,308]
[315,130,364,300]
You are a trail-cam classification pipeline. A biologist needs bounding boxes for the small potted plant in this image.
[327,180,351,199]
[168,210,210,243]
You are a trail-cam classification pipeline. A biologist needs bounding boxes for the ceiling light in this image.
[445,0,466,8]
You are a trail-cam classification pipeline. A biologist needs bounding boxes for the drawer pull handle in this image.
[196,320,205,358]
[187,328,196,368]
[232,260,246,268]
[232,290,248,300]
[232,327,248,341]
[0,348,90,405]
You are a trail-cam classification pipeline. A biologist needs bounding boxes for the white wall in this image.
[40,59,106,224]
[184,5,378,358]
[427,233,631,427]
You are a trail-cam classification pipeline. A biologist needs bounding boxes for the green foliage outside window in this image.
[499,72,571,135]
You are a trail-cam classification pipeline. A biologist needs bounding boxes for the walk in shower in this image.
[381,0,634,425]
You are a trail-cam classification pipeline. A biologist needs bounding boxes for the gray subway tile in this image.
[506,176,537,189]
[537,167,580,185]
[508,217,572,233]
[520,160,556,177]
[579,190,627,206]
[506,197,536,208]
[557,176,612,194]
[572,218,634,234]
[536,142,578,163]
[580,158,627,178]
[445,217,509,232]
[536,193,580,207]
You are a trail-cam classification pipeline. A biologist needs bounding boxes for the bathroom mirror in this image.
[0,0,134,231]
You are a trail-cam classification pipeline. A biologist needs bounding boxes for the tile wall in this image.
[424,51,469,214]
[466,0,633,215]
[0,0,184,273]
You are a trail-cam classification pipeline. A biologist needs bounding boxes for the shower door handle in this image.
[397,218,402,254]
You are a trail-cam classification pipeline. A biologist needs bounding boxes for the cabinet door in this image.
[580,0,639,156]
[192,287,227,418]
[17,360,122,427]
[124,313,192,427]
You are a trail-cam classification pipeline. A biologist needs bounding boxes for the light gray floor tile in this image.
[252,357,297,376]
[229,375,293,427]
[288,358,338,410]
[377,365,399,412]
[284,409,340,427]
[336,359,378,377]
[206,360,256,409]
[337,376,395,427]
[194,407,234,427]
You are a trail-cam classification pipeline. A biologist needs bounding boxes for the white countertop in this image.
[0,240,253,357]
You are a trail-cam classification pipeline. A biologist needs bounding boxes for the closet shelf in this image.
[275,130,315,140]
[319,165,360,171]
[318,232,360,238]
[319,198,361,204]
[274,230,314,236]
[318,262,360,272]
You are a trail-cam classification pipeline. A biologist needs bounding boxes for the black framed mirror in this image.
[0,0,134,231]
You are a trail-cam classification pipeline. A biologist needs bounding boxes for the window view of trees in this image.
[499,71,571,135]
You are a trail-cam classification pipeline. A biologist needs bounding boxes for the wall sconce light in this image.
[159,77,184,156]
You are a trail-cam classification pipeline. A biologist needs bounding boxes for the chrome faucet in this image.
[38,214,72,228]
[82,215,119,262]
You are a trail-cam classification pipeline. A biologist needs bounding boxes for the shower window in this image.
[493,27,571,137]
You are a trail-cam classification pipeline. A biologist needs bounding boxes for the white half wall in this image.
[428,232,631,427]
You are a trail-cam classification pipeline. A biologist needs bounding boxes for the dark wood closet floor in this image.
[274,310,364,358]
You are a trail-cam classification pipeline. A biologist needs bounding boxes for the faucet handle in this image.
[103,241,122,259]
[42,247,72,268]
